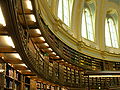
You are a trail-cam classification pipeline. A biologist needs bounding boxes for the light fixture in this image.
[27,70,31,72]
[4,36,15,48]
[8,63,11,66]
[56,56,60,58]
[40,37,45,41]
[17,70,20,72]
[48,48,52,51]
[0,7,6,26]
[1,57,4,59]
[35,29,41,34]
[0,69,4,72]
[20,64,27,67]
[30,15,36,22]
[13,53,22,60]
[51,52,56,55]
[26,0,33,10]
[44,43,49,47]
[99,87,101,89]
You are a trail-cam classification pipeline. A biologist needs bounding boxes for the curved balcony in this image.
[1,0,120,89]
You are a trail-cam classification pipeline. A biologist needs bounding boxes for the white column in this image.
[71,0,85,40]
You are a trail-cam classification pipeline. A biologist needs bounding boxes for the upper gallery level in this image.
[39,0,120,62]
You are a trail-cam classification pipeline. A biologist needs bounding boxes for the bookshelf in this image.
[36,82,41,90]
[0,62,6,90]
[23,76,30,90]
[0,72,4,90]
[36,82,65,90]
[36,82,44,90]
[4,64,21,90]
[0,62,38,90]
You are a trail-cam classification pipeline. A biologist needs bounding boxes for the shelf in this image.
[4,88,13,90]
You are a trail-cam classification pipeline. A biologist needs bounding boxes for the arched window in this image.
[58,0,73,26]
[105,17,119,48]
[81,8,94,41]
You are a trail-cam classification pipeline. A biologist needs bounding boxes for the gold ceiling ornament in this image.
[100,51,106,59]
[77,41,85,50]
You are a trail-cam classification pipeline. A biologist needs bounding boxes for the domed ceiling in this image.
[43,0,120,62]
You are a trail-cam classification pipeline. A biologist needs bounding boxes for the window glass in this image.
[105,18,119,48]
[58,0,63,20]
[58,0,73,26]
[82,10,87,38]
[81,8,94,41]
[105,19,112,47]
[63,0,69,25]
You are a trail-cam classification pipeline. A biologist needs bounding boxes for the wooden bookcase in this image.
[4,63,22,90]
[0,62,37,90]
